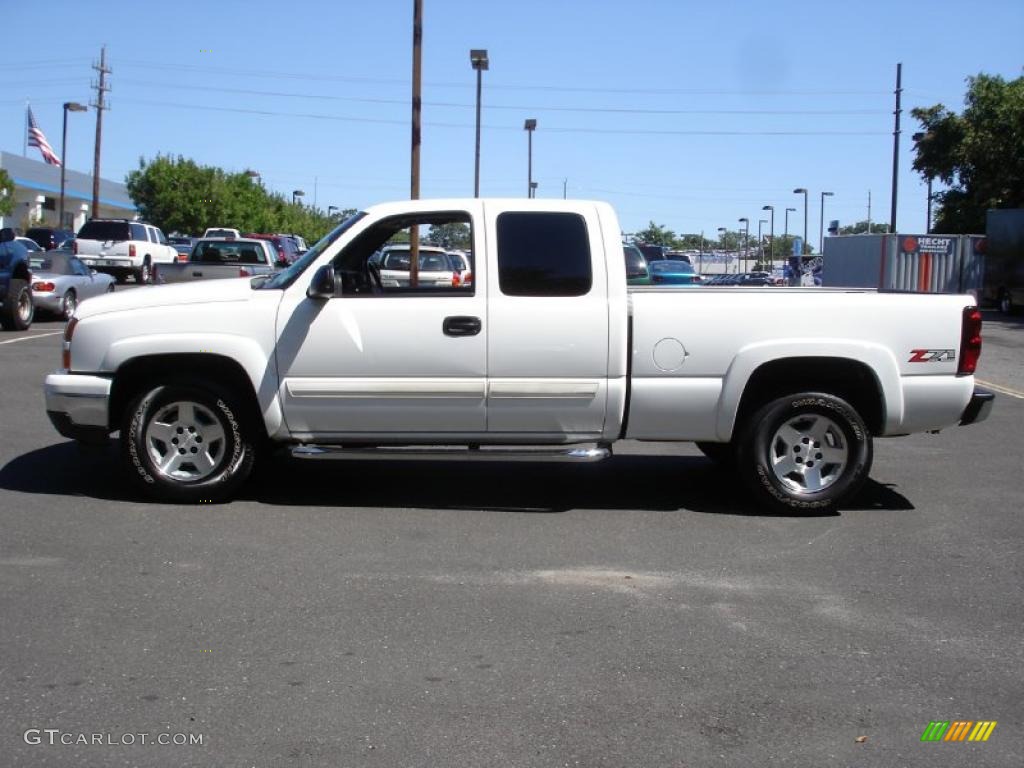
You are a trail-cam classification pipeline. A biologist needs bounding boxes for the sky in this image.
[3,0,1022,245]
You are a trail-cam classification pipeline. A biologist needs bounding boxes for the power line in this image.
[116,59,889,97]
[115,78,886,116]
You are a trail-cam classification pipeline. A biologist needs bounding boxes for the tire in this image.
[0,279,34,331]
[106,283,115,293]
[115,272,127,285]
[135,260,152,285]
[736,392,873,514]
[121,382,256,503]
[695,441,736,467]
[999,290,1016,315]
[60,290,77,320]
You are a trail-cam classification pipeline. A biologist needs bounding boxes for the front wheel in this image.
[999,290,1016,315]
[736,392,873,514]
[121,383,256,503]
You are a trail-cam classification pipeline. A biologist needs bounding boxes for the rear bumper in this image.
[959,387,995,426]
[44,372,112,444]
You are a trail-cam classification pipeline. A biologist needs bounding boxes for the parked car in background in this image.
[277,234,308,253]
[636,243,668,263]
[26,227,75,251]
[74,219,179,284]
[648,259,701,285]
[16,237,43,253]
[157,238,280,283]
[244,233,299,266]
[664,250,693,264]
[168,236,197,262]
[624,244,651,285]
[370,245,465,288]
[447,250,474,287]
[29,252,115,319]
[202,227,241,239]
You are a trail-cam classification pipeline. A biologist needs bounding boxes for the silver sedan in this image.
[30,251,116,319]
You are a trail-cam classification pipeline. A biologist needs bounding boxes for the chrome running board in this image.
[290,443,611,463]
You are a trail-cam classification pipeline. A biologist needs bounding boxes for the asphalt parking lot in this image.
[1,303,1022,767]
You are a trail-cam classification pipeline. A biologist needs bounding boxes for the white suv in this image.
[74,220,179,284]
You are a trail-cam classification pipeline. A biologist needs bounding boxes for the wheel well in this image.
[734,357,885,436]
[12,262,30,281]
[109,354,266,439]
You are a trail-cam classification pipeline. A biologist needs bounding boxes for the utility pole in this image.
[90,45,110,219]
[867,189,872,232]
[562,178,567,199]
[889,62,902,235]
[409,0,422,287]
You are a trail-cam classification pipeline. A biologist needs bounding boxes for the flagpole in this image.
[24,101,29,157]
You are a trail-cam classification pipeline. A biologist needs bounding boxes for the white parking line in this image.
[976,378,1024,400]
[0,331,63,345]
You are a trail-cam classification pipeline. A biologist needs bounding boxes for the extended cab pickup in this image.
[44,199,994,510]
[157,238,281,283]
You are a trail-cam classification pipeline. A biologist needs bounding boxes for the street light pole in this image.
[738,217,749,273]
[717,227,727,276]
[793,188,808,255]
[470,49,488,198]
[819,191,834,254]
[59,102,87,229]
[524,119,537,198]
[292,190,305,205]
[758,219,768,268]
[761,205,774,266]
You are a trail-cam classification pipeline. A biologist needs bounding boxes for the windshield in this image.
[651,260,696,274]
[258,212,366,290]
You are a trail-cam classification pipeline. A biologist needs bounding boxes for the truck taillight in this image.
[239,267,252,277]
[452,272,461,287]
[958,306,982,375]
[177,252,189,262]
[129,244,136,258]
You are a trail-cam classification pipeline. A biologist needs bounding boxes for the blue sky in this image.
[3,0,1022,243]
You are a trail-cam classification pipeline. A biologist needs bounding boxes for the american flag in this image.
[27,106,61,166]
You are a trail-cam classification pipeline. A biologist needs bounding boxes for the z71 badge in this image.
[909,349,956,363]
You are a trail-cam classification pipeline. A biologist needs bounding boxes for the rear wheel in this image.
[999,290,1016,315]
[0,279,33,330]
[60,289,77,320]
[737,392,872,514]
[121,382,256,503]
[134,260,152,285]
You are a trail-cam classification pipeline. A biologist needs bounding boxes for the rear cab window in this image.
[496,212,592,296]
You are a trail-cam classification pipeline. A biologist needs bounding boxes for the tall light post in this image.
[524,118,537,198]
[717,226,727,273]
[292,190,305,205]
[757,219,768,268]
[59,102,88,228]
[328,205,339,217]
[530,181,538,198]
[738,217,749,273]
[761,205,774,266]
[819,191,834,254]
[470,49,489,198]
[784,207,796,243]
[793,188,808,255]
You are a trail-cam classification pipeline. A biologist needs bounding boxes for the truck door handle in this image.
[443,316,482,336]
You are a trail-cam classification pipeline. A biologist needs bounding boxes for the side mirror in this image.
[306,264,336,299]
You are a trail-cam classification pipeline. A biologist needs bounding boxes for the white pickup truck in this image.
[44,199,993,511]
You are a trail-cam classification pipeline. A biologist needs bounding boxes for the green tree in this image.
[0,169,14,217]
[911,74,1024,233]
[425,222,471,249]
[634,221,677,246]
[126,155,344,242]
[838,220,890,235]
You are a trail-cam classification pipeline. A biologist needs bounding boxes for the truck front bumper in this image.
[959,387,995,426]
[44,372,113,444]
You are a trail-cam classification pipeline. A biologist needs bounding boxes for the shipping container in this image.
[822,233,984,296]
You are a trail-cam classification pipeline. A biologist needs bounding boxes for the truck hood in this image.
[74,277,259,320]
